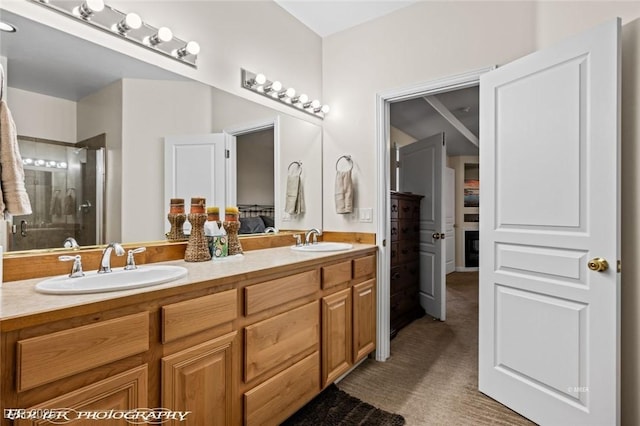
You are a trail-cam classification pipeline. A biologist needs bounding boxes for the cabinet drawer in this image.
[399,199,414,219]
[17,312,149,391]
[19,365,148,425]
[390,197,399,219]
[399,241,419,263]
[322,260,352,289]
[391,262,419,294]
[399,221,420,241]
[353,255,375,280]
[162,289,237,343]
[391,242,399,265]
[390,220,399,242]
[245,352,320,426]
[245,270,319,316]
[244,302,319,382]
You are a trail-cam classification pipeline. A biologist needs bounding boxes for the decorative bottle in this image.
[167,198,187,241]
[223,206,243,255]
[184,197,211,262]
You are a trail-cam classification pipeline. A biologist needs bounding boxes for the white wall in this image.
[8,88,76,143]
[77,81,123,243]
[322,1,538,232]
[121,79,213,243]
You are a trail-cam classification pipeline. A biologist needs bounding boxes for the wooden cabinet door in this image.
[16,365,147,426]
[353,279,376,363]
[321,288,352,386]
[162,332,237,426]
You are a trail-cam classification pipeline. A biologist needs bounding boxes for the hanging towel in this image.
[0,99,32,216]
[335,170,353,214]
[64,188,76,215]
[50,190,62,217]
[285,175,305,215]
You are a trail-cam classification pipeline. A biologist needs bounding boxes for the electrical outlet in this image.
[359,208,373,223]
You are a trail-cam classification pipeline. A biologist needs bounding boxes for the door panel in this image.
[399,133,445,320]
[164,134,226,233]
[479,19,620,424]
[445,167,455,274]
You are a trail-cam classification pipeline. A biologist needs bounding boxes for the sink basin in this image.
[35,265,188,295]
[291,242,353,252]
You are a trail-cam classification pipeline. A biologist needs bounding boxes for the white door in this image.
[444,167,455,274]
[399,132,446,320]
[164,134,227,233]
[479,18,620,425]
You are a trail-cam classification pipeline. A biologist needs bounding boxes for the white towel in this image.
[285,175,305,215]
[335,170,353,214]
[0,100,32,216]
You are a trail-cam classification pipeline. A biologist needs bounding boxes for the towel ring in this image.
[288,161,303,176]
[336,155,353,172]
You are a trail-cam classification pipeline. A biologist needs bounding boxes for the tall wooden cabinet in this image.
[390,191,424,338]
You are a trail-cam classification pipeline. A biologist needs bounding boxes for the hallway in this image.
[338,272,535,425]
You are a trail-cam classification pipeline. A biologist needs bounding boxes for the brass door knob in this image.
[588,257,609,272]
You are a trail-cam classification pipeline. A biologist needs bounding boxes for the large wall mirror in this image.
[0,9,322,253]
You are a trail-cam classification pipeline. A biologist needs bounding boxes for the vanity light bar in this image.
[31,0,199,67]
[23,158,68,169]
[241,69,329,119]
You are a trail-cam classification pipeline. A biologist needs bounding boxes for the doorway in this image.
[374,67,492,361]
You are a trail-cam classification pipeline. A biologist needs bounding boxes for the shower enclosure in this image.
[10,136,105,251]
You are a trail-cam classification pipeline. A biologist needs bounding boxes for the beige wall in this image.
[121,79,213,243]
[9,88,77,143]
[322,1,538,232]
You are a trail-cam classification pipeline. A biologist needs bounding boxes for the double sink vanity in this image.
[0,238,376,425]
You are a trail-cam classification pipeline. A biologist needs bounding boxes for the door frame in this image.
[374,66,494,361]
[224,117,280,223]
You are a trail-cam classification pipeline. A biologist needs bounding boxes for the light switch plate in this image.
[359,208,373,223]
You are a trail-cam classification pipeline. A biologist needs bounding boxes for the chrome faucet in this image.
[98,243,125,273]
[264,227,278,234]
[59,255,85,278]
[63,237,80,250]
[305,228,322,245]
[125,247,147,270]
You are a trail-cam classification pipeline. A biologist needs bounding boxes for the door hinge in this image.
[396,161,401,168]
[617,260,621,273]
[382,239,387,247]
[225,149,230,159]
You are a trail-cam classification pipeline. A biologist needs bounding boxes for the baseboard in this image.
[455,266,479,272]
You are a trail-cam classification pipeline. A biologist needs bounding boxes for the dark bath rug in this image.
[281,384,406,426]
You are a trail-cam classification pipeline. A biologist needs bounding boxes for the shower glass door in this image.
[10,137,105,251]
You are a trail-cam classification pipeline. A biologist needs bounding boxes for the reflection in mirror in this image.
[0,8,322,254]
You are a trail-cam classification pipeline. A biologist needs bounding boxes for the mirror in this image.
[0,9,322,253]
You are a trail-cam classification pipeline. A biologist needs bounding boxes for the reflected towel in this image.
[50,190,62,217]
[335,170,353,214]
[285,175,305,215]
[64,189,76,215]
[0,100,32,216]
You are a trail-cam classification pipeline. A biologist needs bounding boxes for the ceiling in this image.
[391,87,480,156]
[274,1,419,37]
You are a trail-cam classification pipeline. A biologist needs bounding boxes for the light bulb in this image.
[146,26,173,45]
[310,99,321,109]
[175,41,200,58]
[285,87,296,98]
[321,105,330,114]
[255,74,267,85]
[57,162,68,169]
[34,159,45,166]
[75,0,104,19]
[114,12,142,34]
[22,158,33,165]
[271,81,282,92]
[293,94,308,105]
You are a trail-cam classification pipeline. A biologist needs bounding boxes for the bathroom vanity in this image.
[0,244,376,425]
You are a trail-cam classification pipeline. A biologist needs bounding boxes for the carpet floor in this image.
[337,272,536,426]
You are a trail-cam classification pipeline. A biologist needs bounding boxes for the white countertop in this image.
[0,244,376,323]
